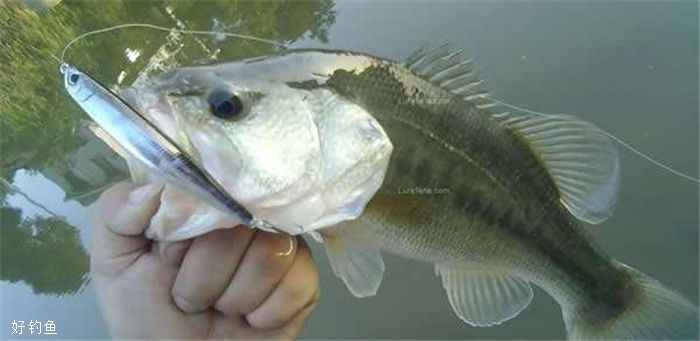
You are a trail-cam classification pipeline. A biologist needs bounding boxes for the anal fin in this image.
[436,263,533,327]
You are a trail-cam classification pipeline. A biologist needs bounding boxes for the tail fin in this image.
[564,262,698,339]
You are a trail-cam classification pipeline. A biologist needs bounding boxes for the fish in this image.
[60,63,276,233]
[112,46,698,339]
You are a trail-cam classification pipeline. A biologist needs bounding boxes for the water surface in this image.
[1,1,697,339]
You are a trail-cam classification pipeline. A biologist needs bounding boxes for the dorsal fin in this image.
[405,44,495,109]
[493,111,620,224]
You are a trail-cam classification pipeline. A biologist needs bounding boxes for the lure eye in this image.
[208,89,244,120]
[68,73,79,85]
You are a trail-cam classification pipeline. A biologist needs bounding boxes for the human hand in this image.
[91,182,319,339]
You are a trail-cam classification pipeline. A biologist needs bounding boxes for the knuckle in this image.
[246,286,319,331]
[289,261,319,306]
[283,279,315,305]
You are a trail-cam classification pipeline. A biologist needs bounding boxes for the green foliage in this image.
[0,206,89,295]
[0,1,83,180]
[0,0,335,180]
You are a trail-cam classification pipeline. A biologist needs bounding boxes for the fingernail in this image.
[128,183,162,205]
[173,294,201,313]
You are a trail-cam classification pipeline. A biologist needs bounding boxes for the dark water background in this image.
[1,1,697,339]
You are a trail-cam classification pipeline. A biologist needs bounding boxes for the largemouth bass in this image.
[113,46,697,339]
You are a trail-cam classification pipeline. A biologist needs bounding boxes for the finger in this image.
[214,231,297,316]
[92,181,162,276]
[246,239,319,329]
[209,299,318,339]
[155,239,192,267]
[99,181,163,235]
[270,296,319,339]
[172,227,255,313]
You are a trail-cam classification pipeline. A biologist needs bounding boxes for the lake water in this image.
[1,1,697,339]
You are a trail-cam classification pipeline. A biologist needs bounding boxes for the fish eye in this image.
[208,89,244,120]
[68,73,79,85]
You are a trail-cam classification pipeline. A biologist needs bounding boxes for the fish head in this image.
[120,51,393,239]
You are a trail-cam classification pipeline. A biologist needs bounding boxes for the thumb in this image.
[92,181,163,278]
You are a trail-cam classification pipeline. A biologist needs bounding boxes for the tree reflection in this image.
[0,206,89,295]
[1,0,335,184]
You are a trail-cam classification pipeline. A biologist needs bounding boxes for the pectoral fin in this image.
[321,229,385,298]
[436,263,533,327]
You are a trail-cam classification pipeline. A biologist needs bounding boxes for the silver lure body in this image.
[60,63,269,231]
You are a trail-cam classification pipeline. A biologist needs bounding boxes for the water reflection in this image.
[4,1,695,339]
[41,126,129,206]
[1,0,334,300]
[0,206,88,295]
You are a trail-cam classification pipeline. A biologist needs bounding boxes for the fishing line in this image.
[59,23,286,63]
[493,99,700,184]
[27,45,62,65]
